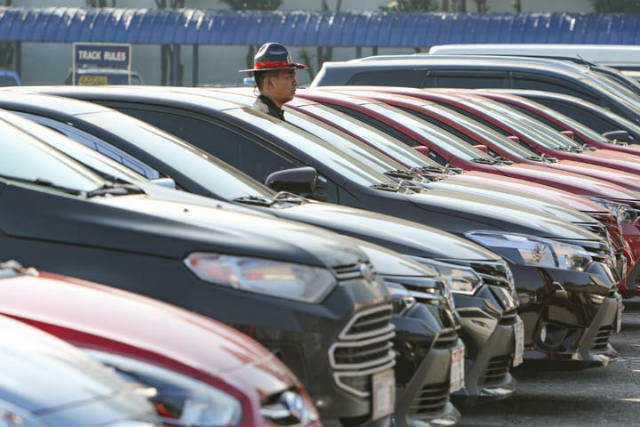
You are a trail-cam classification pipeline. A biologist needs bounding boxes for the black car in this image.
[0,93,521,421]
[19,87,622,368]
[310,55,640,125]
[0,110,397,426]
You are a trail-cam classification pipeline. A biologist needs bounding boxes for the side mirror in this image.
[474,144,488,153]
[507,135,520,144]
[560,130,575,140]
[413,146,430,156]
[603,130,632,143]
[151,177,176,189]
[265,166,317,194]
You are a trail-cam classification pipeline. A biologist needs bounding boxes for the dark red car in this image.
[296,89,640,294]
[0,262,319,427]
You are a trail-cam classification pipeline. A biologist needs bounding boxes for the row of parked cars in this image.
[0,46,638,426]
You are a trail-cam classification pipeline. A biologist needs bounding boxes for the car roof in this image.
[8,86,245,113]
[0,91,110,116]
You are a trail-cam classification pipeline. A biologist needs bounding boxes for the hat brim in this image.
[239,63,307,73]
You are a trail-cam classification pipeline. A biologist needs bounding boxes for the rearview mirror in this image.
[603,130,632,143]
[560,130,575,140]
[265,166,317,194]
[413,146,430,156]
[474,144,488,153]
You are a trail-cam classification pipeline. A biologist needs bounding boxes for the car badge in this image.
[360,263,375,283]
[281,391,304,422]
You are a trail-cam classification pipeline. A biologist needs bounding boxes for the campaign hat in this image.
[239,42,307,72]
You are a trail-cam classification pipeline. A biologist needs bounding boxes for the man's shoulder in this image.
[253,97,271,114]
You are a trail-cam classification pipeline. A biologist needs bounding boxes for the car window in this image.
[16,112,160,180]
[534,98,617,134]
[0,113,103,192]
[511,72,600,103]
[425,70,508,89]
[346,69,425,87]
[296,103,438,169]
[78,109,277,201]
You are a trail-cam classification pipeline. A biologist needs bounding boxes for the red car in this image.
[0,261,319,427]
[467,90,640,157]
[296,89,640,293]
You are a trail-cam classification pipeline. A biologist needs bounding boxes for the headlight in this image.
[184,253,336,303]
[466,232,592,271]
[0,399,45,427]
[84,350,242,427]
[408,257,482,296]
[385,282,417,314]
[587,197,638,224]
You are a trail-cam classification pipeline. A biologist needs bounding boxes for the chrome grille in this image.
[482,356,512,386]
[409,382,450,417]
[593,325,614,351]
[575,222,609,240]
[331,304,396,398]
[469,261,514,291]
[559,239,613,265]
[499,308,519,326]
[432,328,459,349]
[332,261,375,281]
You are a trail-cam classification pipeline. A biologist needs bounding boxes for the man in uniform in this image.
[240,42,306,120]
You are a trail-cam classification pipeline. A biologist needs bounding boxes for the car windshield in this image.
[77,110,277,201]
[362,102,497,162]
[225,107,398,187]
[0,112,104,193]
[566,96,640,136]
[460,97,582,151]
[284,107,415,175]
[418,102,539,159]
[296,103,441,170]
[12,112,147,184]
[580,75,640,115]
[507,97,609,143]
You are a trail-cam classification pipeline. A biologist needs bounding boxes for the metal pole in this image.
[15,42,21,79]
[192,44,199,86]
[372,46,378,56]
[356,46,362,58]
[170,43,180,86]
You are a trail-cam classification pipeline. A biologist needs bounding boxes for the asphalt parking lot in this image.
[457,298,640,426]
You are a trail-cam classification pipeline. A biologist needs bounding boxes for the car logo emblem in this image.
[281,391,304,422]
[360,263,375,283]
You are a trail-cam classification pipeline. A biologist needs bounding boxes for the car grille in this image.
[409,382,450,417]
[260,389,311,426]
[332,261,374,281]
[559,239,613,265]
[331,304,396,398]
[469,260,514,291]
[593,325,614,351]
[432,328,459,349]
[482,355,512,386]
[499,307,519,326]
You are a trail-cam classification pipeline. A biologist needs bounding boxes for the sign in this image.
[72,43,132,85]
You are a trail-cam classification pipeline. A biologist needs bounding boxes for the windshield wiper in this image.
[384,169,418,180]
[370,182,401,192]
[495,156,513,165]
[85,183,144,198]
[0,175,85,196]
[471,157,497,165]
[273,191,306,204]
[232,195,275,206]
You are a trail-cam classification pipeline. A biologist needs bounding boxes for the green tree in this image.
[382,0,438,12]
[591,0,640,12]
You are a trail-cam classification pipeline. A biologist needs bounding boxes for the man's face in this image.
[265,69,297,105]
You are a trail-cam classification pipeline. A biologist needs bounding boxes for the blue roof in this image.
[1,7,640,47]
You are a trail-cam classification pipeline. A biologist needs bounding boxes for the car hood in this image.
[454,171,607,213]
[582,148,640,169]
[426,176,596,224]
[500,163,638,200]
[0,272,296,386]
[270,201,500,261]
[0,314,150,414]
[552,159,640,192]
[0,182,364,269]
[407,189,599,240]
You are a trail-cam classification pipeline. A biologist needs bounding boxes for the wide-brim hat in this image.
[239,42,307,73]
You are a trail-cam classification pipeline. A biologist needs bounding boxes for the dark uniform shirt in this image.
[253,94,285,121]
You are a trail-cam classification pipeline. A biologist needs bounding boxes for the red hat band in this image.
[254,60,294,69]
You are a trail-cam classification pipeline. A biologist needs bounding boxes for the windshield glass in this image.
[580,75,640,114]
[509,97,609,142]
[12,112,147,183]
[78,111,277,200]
[296,104,439,169]
[418,102,540,158]
[362,103,496,161]
[460,97,582,150]
[225,108,397,187]
[284,107,413,174]
[0,113,104,192]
